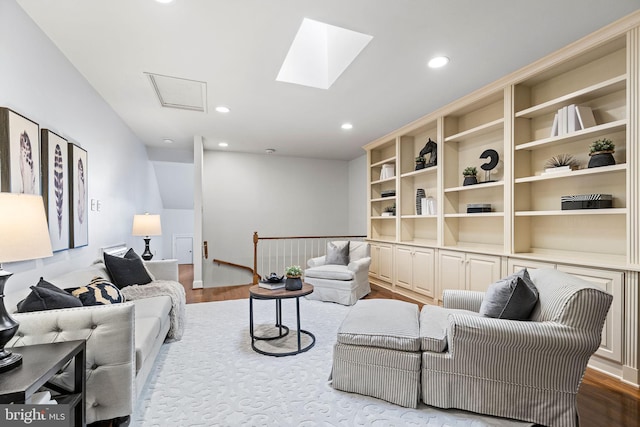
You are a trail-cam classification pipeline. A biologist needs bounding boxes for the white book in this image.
[550,113,559,137]
[258,282,285,290]
[542,166,572,175]
[567,104,580,133]
[575,105,596,129]
[560,106,568,135]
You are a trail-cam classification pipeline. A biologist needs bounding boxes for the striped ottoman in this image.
[331,299,421,408]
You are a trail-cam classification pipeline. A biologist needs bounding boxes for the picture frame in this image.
[42,129,70,252]
[69,143,88,248]
[0,107,41,194]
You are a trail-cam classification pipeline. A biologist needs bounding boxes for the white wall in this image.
[0,0,163,293]
[202,151,349,286]
[348,154,367,235]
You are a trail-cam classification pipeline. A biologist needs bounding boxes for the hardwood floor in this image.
[180,265,639,426]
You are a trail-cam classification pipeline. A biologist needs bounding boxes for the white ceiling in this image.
[17,0,640,161]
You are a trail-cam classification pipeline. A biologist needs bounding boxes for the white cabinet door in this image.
[395,246,413,290]
[466,253,502,293]
[413,247,435,297]
[369,244,380,277]
[379,244,393,282]
[557,265,623,363]
[438,250,465,299]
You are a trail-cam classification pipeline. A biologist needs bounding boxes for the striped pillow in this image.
[71,276,125,306]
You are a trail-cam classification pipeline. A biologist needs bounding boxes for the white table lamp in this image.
[0,193,53,372]
[132,213,162,260]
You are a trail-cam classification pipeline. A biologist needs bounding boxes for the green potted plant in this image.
[462,166,478,186]
[415,156,426,171]
[285,265,303,290]
[588,138,615,168]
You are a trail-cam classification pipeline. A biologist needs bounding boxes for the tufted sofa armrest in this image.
[144,259,179,282]
[7,303,135,424]
[442,290,484,312]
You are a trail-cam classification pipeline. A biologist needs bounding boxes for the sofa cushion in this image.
[104,248,152,289]
[326,241,350,265]
[69,277,125,306]
[133,296,172,372]
[338,299,420,352]
[480,269,539,320]
[419,304,482,352]
[304,264,354,281]
[17,278,82,313]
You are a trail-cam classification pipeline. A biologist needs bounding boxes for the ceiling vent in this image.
[146,72,207,112]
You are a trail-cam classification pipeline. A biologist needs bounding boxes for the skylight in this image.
[276,18,373,90]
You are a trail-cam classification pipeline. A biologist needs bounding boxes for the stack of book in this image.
[258,280,285,290]
[550,104,596,137]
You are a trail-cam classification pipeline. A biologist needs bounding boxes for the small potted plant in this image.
[382,203,396,216]
[415,156,426,171]
[462,166,478,186]
[285,265,303,291]
[588,138,615,168]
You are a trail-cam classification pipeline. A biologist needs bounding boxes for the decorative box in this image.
[561,194,612,210]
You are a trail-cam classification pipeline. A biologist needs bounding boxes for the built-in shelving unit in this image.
[363,11,640,387]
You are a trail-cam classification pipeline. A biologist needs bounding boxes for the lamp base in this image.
[0,270,21,373]
[141,237,153,261]
[0,350,21,373]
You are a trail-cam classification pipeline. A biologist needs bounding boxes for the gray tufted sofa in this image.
[5,259,181,425]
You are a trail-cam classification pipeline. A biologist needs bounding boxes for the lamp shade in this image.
[132,213,162,237]
[0,193,53,264]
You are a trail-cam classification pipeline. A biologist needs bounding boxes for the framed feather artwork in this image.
[69,143,88,248]
[0,107,41,195]
[42,129,70,252]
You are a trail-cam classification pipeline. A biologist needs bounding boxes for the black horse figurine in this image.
[419,138,437,167]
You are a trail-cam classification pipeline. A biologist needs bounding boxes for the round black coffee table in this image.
[249,283,315,357]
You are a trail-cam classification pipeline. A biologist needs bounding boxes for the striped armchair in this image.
[420,268,613,427]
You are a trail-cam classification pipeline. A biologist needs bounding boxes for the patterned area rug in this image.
[133,298,531,426]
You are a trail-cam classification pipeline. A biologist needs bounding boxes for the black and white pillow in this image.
[70,277,125,306]
[104,248,152,289]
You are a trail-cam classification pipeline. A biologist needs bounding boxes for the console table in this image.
[0,340,86,427]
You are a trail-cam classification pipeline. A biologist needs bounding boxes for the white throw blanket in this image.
[121,280,186,341]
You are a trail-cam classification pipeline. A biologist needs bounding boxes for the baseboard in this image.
[192,280,203,289]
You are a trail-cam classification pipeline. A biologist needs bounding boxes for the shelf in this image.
[371,196,396,203]
[515,74,626,119]
[371,156,396,167]
[445,212,504,218]
[515,208,626,216]
[515,163,626,183]
[401,214,437,219]
[512,249,627,269]
[371,177,396,185]
[371,216,397,220]
[444,118,504,142]
[400,166,437,179]
[399,238,438,247]
[444,181,504,193]
[441,242,506,256]
[515,119,626,151]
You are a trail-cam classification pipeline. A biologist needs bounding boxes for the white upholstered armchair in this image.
[420,268,613,427]
[304,241,371,305]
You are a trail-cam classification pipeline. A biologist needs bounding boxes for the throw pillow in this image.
[479,269,539,320]
[325,241,350,266]
[70,277,125,306]
[17,278,83,313]
[104,248,152,289]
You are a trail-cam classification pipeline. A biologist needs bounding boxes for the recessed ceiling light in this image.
[218,142,228,147]
[341,123,353,130]
[155,0,174,4]
[428,56,450,68]
[163,138,173,144]
[215,106,230,113]
[265,148,276,154]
